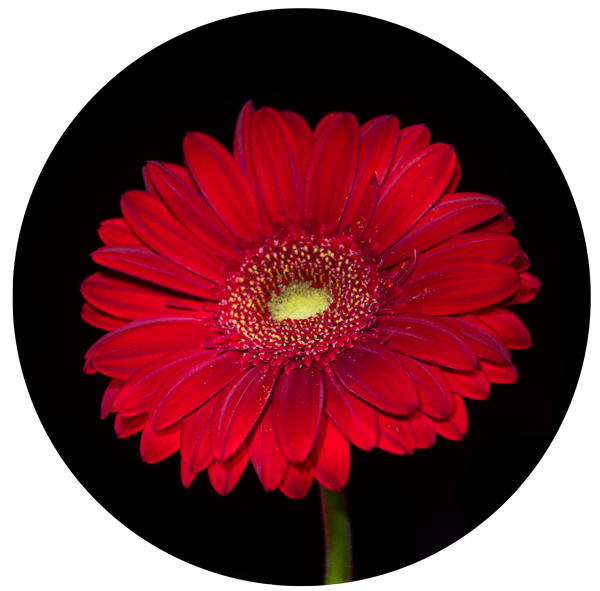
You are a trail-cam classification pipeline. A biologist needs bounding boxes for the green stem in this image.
[319,484,353,584]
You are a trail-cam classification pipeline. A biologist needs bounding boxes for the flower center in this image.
[268,280,331,321]
[208,222,388,372]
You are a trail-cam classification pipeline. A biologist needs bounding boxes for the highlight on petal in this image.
[250,403,290,491]
[315,417,351,491]
[272,368,324,464]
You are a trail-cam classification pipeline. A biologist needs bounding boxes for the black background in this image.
[13,9,589,586]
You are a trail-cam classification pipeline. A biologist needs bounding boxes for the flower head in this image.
[82,102,540,499]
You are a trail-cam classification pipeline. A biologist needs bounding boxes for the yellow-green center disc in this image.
[268,281,331,321]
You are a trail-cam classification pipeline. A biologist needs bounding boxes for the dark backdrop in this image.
[13,9,589,586]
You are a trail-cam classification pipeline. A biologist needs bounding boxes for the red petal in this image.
[394,355,455,419]
[434,394,468,441]
[233,100,256,187]
[121,191,222,282]
[333,342,418,415]
[480,359,519,384]
[211,367,278,461]
[380,313,478,371]
[387,124,431,179]
[348,173,379,236]
[164,297,204,311]
[180,459,199,489]
[149,352,243,430]
[324,372,378,451]
[441,315,512,364]
[503,271,541,305]
[250,107,304,225]
[398,257,520,316]
[112,348,209,416]
[313,112,337,138]
[441,365,490,401]
[475,308,532,349]
[339,116,399,231]
[114,412,147,438]
[180,396,219,472]
[512,249,531,272]
[140,421,181,463]
[184,132,262,242]
[208,443,249,495]
[145,162,237,257]
[444,160,462,194]
[87,317,213,380]
[315,417,350,491]
[101,378,123,419]
[418,232,519,267]
[304,113,360,231]
[98,218,142,246]
[91,245,215,300]
[279,110,315,176]
[272,368,325,464]
[471,212,515,234]
[384,193,505,266]
[376,411,417,455]
[81,270,196,321]
[369,144,457,253]
[86,316,203,357]
[81,302,127,331]
[408,412,437,448]
[250,404,290,491]
[278,446,318,500]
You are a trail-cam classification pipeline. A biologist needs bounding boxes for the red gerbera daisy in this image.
[81,102,540,499]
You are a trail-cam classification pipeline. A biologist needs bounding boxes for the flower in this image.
[81,102,540,499]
